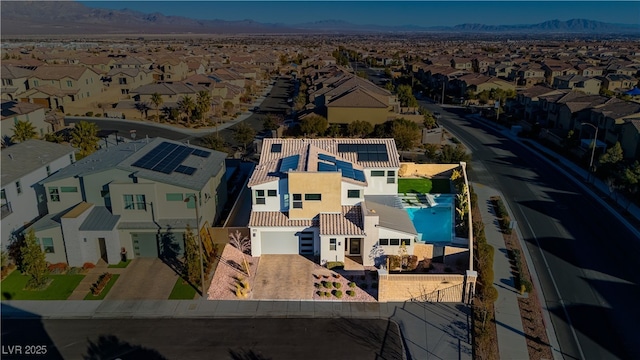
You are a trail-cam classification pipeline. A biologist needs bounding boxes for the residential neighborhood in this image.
[2,1,640,360]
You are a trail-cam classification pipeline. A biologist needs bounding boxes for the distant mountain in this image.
[1,1,638,36]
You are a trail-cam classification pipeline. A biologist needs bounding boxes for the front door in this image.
[98,238,108,262]
[349,238,361,255]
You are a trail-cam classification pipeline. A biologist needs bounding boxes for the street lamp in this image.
[184,194,206,299]
[580,122,599,182]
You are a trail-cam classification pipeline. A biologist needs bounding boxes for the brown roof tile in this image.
[319,206,365,235]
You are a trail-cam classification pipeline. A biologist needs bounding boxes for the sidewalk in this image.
[1,299,471,360]
[473,183,530,360]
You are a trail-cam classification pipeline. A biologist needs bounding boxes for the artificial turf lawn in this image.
[107,260,132,268]
[168,278,197,300]
[1,271,85,300]
[398,178,452,194]
[84,274,120,300]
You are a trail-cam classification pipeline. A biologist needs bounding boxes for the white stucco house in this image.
[248,138,419,267]
[1,140,76,249]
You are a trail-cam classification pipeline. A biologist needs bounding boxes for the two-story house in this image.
[26,138,228,266]
[1,101,49,144]
[1,65,34,101]
[248,138,418,267]
[1,140,75,247]
[552,75,601,95]
[22,65,102,111]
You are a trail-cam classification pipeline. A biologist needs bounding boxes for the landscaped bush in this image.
[347,290,355,297]
[316,290,323,296]
[322,281,333,289]
[85,111,94,117]
[314,282,321,288]
[348,282,356,288]
[333,282,341,289]
[492,197,512,234]
[387,255,419,271]
[95,113,102,117]
[47,262,68,274]
[323,291,330,297]
[90,272,112,296]
[406,255,419,271]
[333,290,343,299]
[67,267,82,275]
[82,262,95,271]
[326,261,344,270]
[510,249,533,294]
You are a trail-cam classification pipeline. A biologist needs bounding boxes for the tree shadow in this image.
[228,348,272,360]
[84,334,167,360]
[333,318,404,360]
[158,226,183,276]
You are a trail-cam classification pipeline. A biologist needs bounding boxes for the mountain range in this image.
[2,1,639,36]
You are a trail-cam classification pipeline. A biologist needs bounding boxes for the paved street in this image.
[429,103,640,360]
[1,318,403,360]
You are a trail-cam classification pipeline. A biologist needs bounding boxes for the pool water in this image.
[406,206,453,243]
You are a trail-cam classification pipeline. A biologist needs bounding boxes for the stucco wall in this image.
[288,172,341,219]
[398,163,458,178]
[378,273,465,302]
[327,107,390,125]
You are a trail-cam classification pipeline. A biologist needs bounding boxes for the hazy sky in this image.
[80,1,640,27]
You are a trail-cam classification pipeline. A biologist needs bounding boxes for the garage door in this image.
[132,233,159,258]
[261,231,299,255]
[299,232,314,255]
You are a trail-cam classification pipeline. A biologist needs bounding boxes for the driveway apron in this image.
[252,255,315,300]
[105,258,179,300]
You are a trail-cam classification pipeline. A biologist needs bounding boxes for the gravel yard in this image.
[207,244,259,300]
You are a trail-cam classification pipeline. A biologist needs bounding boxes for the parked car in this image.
[433,111,441,119]
[252,106,260,112]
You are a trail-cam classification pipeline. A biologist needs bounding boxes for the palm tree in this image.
[11,120,38,143]
[177,95,195,126]
[150,92,163,122]
[196,91,212,124]
[71,121,99,159]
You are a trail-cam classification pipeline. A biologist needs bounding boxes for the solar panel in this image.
[271,144,282,153]
[175,165,197,175]
[318,153,335,162]
[132,142,178,170]
[279,155,300,172]
[353,169,366,182]
[342,168,355,178]
[192,149,211,158]
[337,144,349,153]
[318,162,337,172]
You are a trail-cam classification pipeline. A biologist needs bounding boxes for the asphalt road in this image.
[425,103,640,360]
[1,318,403,360]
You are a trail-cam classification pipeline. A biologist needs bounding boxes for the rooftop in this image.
[1,139,75,185]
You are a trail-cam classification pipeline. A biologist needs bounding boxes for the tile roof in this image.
[248,211,316,228]
[1,139,75,185]
[248,138,399,187]
[319,206,365,236]
[0,100,44,118]
[31,65,95,80]
[327,88,388,108]
[1,64,34,79]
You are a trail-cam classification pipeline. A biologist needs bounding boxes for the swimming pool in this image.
[405,198,454,244]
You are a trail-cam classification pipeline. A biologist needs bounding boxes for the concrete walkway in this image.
[67,260,128,300]
[473,183,530,360]
[1,299,471,360]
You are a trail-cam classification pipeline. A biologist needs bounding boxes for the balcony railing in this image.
[1,202,12,219]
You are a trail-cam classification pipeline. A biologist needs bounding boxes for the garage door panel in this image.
[261,232,299,255]
[132,233,158,258]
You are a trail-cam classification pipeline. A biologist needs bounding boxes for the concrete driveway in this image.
[105,258,180,300]
[252,255,316,300]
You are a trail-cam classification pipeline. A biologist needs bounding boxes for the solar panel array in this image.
[271,144,282,153]
[337,143,389,162]
[279,155,300,172]
[317,155,366,183]
[131,141,211,175]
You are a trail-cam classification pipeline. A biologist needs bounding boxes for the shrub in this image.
[95,113,102,117]
[332,273,340,279]
[322,281,333,289]
[67,267,82,275]
[333,290,343,299]
[406,255,419,271]
[314,282,321,288]
[348,282,356,288]
[90,272,112,295]
[316,290,323,296]
[326,261,344,270]
[333,282,341,289]
[323,291,330,297]
[85,111,94,117]
[47,262,68,274]
[347,290,355,297]
[82,262,95,270]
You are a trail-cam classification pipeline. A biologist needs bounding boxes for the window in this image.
[33,80,39,86]
[0,189,5,200]
[186,193,196,209]
[60,186,78,193]
[255,189,265,205]
[135,195,146,210]
[16,181,22,195]
[380,239,389,245]
[46,166,51,176]
[267,190,277,197]
[330,238,337,251]
[305,194,321,201]
[123,195,134,209]
[371,170,385,177]
[292,194,302,209]
[166,193,183,201]
[66,80,72,87]
[387,170,395,184]
[402,239,411,245]
[390,239,400,246]
[347,190,360,198]
[48,187,60,201]
[270,144,282,153]
[41,238,54,253]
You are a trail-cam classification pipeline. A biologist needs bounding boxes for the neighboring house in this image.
[451,58,473,71]
[588,99,640,157]
[1,65,34,101]
[552,75,601,95]
[510,85,565,122]
[156,58,189,82]
[542,61,579,84]
[450,74,515,98]
[1,140,75,247]
[248,138,418,267]
[26,138,228,266]
[130,82,209,108]
[619,120,640,160]
[545,92,611,130]
[106,67,155,95]
[514,65,546,87]
[599,74,637,92]
[27,65,102,103]
[1,101,49,144]
[326,87,393,125]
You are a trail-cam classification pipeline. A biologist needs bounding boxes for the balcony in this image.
[1,202,12,219]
